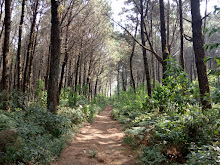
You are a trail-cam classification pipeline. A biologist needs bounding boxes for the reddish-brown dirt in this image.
[53,106,136,165]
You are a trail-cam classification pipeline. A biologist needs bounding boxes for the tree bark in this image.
[1,0,11,111]
[59,26,69,95]
[23,0,39,93]
[191,0,212,110]
[45,46,51,90]
[75,41,83,93]
[47,0,61,113]
[179,0,185,70]
[121,66,126,91]
[167,0,170,53]
[78,55,82,95]
[159,0,169,81]
[130,18,138,92]
[67,58,72,87]
[27,25,39,95]
[117,64,120,96]
[0,0,5,41]
[94,66,103,97]
[16,0,26,90]
[140,0,151,97]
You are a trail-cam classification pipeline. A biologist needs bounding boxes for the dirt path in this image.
[53,106,136,165]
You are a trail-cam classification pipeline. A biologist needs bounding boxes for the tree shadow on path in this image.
[53,106,136,165]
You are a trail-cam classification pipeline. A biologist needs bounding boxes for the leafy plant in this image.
[123,134,137,149]
[0,106,72,164]
[109,56,220,164]
[89,150,98,158]
[138,144,167,165]
[185,143,220,165]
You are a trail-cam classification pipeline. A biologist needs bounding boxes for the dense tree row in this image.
[0,0,113,112]
[0,0,219,112]
[111,0,219,109]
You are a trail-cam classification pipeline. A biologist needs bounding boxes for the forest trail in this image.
[53,106,136,165]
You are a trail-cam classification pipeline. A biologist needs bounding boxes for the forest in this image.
[0,0,219,164]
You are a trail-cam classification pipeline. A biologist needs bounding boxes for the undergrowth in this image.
[111,57,220,164]
[0,87,107,164]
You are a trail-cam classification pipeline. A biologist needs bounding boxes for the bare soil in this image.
[53,106,136,165]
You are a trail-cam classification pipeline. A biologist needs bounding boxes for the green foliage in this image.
[0,84,104,164]
[34,80,47,107]
[0,112,17,131]
[68,90,78,107]
[81,85,89,96]
[162,57,194,113]
[151,83,170,111]
[110,57,220,164]
[138,145,167,165]
[141,57,200,114]
[209,76,220,104]
[58,107,86,125]
[206,56,220,77]
[154,107,219,145]
[89,150,98,158]
[204,24,220,104]
[214,5,220,14]
[185,143,220,165]
[0,91,27,110]
[0,106,72,164]
[93,94,112,108]
[123,134,137,149]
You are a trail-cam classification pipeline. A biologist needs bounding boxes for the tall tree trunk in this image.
[150,5,155,88]
[16,0,26,90]
[23,0,39,93]
[130,18,138,92]
[203,0,208,30]
[94,77,98,98]
[109,79,112,97]
[121,66,126,91]
[117,64,120,96]
[190,59,193,82]
[75,53,81,92]
[179,0,185,70]
[86,53,93,87]
[0,0,5,41]
[1,0,11,111]
[83,59,87,87]
[27,26,39,95]
[157,60,161,83]
[94,64,103,98]
[78,55,82,95]
[67,59,72,87]
[159,0,169,81]
[75,41,82,92]
[167,0,170,53]
[191,0,212,110]
[47,0,61,113]
[140,0,151,97]
[45,46,51,90]
[9,54,13,91]
[59,26,69,95]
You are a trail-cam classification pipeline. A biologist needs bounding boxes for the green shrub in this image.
[58,107,86,125]
[138,144,167,165]
[34,80,47,107]
[185,143,220,165]
[0,106,71,164]
[109,56,220,164]
[123,134,137,149]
